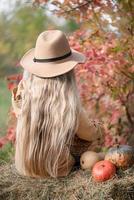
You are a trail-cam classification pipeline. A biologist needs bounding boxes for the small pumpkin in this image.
[92,160,116,182]
[105,145,134,169]
[80,151,105,170]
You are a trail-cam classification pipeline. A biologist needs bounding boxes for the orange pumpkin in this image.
[105,145,134,169]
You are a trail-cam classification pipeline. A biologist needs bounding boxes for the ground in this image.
[0,161,134,200]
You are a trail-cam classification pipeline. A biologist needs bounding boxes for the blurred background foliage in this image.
[0,1,79,77]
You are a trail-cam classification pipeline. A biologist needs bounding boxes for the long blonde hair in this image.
[16,69,82,178]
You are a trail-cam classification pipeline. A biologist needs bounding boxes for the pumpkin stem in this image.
[117,144,120,148]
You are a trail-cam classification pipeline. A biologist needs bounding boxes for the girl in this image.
[11,30,104,178]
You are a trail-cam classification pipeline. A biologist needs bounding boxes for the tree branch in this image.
[56,1,92,15]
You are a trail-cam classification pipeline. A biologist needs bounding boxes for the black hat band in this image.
[33,50,72,63]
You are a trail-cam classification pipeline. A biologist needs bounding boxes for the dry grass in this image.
[0,161,134,200]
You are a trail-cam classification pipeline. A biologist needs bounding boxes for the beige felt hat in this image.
[20,30,86,78]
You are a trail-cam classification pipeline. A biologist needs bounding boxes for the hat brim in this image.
[20,48,87,78]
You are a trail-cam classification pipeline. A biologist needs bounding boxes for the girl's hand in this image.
[76,107,105,144]
[11,80,25,117]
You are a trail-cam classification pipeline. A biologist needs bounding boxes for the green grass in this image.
[0,78,13,163]
[0,142,15,165]
[0,78,11,137]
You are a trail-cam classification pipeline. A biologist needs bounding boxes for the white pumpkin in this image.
[80,151,104,170]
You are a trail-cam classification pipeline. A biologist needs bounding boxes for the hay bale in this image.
[0,162,134,200]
